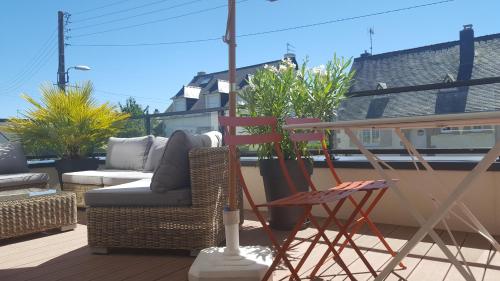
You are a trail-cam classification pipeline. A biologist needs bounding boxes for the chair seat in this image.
[333,180,390,191]
[257,180,389,207]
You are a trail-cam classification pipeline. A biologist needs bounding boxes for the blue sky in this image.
[0,0,498,117]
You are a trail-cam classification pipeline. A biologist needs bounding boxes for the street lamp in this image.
[65,65,91,85]
[58,65,91,90]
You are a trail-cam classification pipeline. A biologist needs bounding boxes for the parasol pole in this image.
[223,0,240,256]
[227,0,237,214]
[188,1,273,279]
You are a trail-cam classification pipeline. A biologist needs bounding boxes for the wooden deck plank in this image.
[483,235,500,281]
[383,228,443,281]
[406,229,467,281]
[322,223,398,281]
[443,232,491,281]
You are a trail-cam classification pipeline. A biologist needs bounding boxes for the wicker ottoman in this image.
[0,191,77,240]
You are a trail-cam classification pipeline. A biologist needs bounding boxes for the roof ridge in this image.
[355,32,500,61]
[193,59,283,77]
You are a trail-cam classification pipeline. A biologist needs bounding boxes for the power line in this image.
[0,43,57,93]
[70,0,454,47]
[72,0,135,16]
[70,0,249,38]
[238,0,454,38]
[71,0,204,31]
[72,0,175,23]
[0,29,57,89]
[0,46,57,96]
[70,37,221,47]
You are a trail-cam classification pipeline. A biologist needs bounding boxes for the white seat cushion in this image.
[85,179,191,207]
[102,171,153,186]
[62,170,107,185]
[62,170,153,186]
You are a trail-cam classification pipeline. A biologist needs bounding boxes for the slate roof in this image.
[173,58,288,111]
[338,32,500,121]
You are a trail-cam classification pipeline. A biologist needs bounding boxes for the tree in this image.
[117,97,147,137]
[119,97,144,117]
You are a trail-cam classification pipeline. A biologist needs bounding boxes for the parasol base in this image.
[188,246,273,281]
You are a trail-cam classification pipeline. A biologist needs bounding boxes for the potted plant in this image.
[6,81,129,185]
[238,56,354,230]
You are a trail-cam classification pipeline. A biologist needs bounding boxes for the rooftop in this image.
[339,28,500,121]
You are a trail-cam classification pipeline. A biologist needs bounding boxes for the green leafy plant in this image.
[6,81,130,159]
[238,55,354,160]
[117,97,147,138]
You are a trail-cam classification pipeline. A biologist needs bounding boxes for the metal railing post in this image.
[145,113,151,135]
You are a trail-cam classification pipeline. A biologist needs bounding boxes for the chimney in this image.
[197,71,206,76]
[457,24,474,81]
[360,50,371,58]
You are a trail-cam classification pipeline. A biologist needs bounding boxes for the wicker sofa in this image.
[85,146,242,254]
[0,142,49,191]
[62,135,163,207]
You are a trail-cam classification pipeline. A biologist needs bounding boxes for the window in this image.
[359,129,381,146]
[206,94,220,108]
[172,98,186,112]
[440,127,459,133]
[470,125,493,132]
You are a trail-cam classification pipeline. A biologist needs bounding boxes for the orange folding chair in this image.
[285,117,405,277]
[219,116,379,281]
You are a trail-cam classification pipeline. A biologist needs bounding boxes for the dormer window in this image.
[217,80,230,94]
[376,82,387,90]
[443,73,456,83]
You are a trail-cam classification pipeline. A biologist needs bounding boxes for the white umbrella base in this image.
[188,246,273,281]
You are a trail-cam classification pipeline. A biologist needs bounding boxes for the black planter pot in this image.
[259,159,313,231]
[55,158,100,186]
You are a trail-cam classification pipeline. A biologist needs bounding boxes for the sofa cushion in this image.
[150,131,217,193]
[105,136,154,171]
[62,169,153,186]
[85,179,191,207]
[0,142,29,174]
[62,170,106,186]
[143,137,169,172]
[0,173,49,190]
[202,131,223,147]
[102,171,153,186]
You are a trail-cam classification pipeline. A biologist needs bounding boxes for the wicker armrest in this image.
[189,146,244,222]
[189,147,229,208]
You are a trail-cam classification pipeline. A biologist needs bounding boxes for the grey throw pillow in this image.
[150,130,215,193]
[0,142,29,175]
[105,136,154,171]
[143,137,169,171]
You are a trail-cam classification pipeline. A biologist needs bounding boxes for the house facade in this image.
[336,25,500,150]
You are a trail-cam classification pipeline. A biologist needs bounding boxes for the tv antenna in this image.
[286,42,295,54]
[368,27,375,55]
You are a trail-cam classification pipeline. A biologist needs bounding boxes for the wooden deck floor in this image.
[1,211,499,281]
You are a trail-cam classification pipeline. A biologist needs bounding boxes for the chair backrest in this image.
[285,118,342,187]
[218,116,301,207]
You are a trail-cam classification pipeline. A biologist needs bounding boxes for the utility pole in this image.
[57,11,66,90]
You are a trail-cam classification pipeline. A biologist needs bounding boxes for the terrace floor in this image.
[1,211,500,281]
